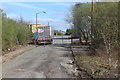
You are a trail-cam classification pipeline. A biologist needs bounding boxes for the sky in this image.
[1,0,94,31]
[1,2,78,31]
[1,0,119,31]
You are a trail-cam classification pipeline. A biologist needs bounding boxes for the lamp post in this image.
[34,11,46,46]
[36,11,46,33]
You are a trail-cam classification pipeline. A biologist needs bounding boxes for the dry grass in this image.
[73,45,118,78]
[75,55,118,78]
[2,45,27,55]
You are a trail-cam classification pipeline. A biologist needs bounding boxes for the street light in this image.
[36,11,46,33]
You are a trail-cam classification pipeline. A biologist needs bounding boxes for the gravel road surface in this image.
[2,36,74,78]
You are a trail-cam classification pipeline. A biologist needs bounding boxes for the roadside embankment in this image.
[0,45,36,64]
[71,44,118,78]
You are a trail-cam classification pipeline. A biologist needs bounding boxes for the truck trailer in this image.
[32,26,54,44]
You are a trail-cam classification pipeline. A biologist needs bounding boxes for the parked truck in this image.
[32,26,54,44]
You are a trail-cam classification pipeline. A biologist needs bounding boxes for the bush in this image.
[1,10,32,50]
[54,30,63,35]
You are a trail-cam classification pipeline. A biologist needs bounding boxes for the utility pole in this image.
[91,0,94,36]
[91,0,94,44]
[89,0,95,51]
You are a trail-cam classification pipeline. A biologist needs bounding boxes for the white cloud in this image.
[1,0,89,2]
[0,6,5,10]
[28,17,70,30]
[6,2,47,11]
[0,6,12,12]
[32,3,75,6]
[7,14,20,19]
[47,18,57,22]
[2,0,119,2]
[29,18,57,23]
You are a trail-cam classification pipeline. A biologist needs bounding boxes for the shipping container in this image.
[32,26,54,44]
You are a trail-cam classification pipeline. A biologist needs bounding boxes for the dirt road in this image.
[2,36,74,78]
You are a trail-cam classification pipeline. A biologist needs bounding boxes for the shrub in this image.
[1,9,32,50]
